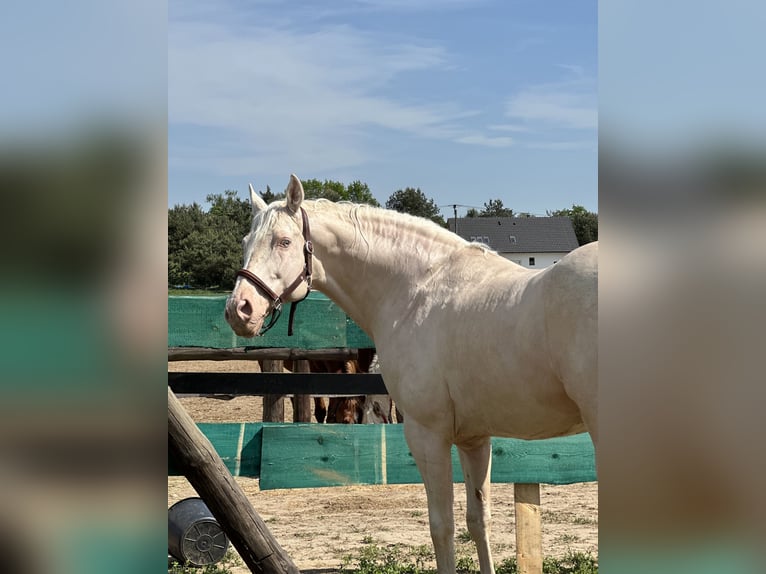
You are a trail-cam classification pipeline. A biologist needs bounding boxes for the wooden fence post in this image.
[168,388,299,574]
[260,360,285,422]
[514,482,542,574]
[291,360,312,422]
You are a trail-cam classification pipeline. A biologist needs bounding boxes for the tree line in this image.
[169,179,597,289]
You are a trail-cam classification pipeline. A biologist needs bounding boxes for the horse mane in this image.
[251,197,494,268]
[305,199,491,255]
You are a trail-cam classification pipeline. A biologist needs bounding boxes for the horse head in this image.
[225,174,313,337]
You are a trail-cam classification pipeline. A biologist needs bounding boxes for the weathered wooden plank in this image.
[383,427,465,484]
[168,389,299,574]
[169,423,596,487]
[514,483,542,574]
[168,423,263,478]
[257,424,595,489]
[260,424,387,489]
[167,372,388,396]
[291,360,312,423]
[261,360,285,423]
[168,347,362,362]
[489,434,596,485]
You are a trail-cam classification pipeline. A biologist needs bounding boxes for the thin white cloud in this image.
[454,134,514,147]
[488,123,534,133]
[506,89,597,130]
[352,0,485,11]
[169,17,516,176]
[525,140,596,150]
[505,69,597,131]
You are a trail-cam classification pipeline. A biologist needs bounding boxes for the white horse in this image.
[225,175,597,574]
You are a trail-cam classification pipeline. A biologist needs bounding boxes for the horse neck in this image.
[306,202,459,335]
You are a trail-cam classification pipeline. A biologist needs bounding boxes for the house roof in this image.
[447,216,579,253]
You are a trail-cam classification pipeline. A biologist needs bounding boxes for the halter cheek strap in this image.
[235,207,313,336]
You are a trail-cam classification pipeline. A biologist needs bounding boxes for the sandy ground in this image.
[168,361,598,572]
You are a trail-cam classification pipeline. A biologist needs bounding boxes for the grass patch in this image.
[340,543,597,574]
[497,550,598,574]
[572,516,597,526]
[554,533,581,545]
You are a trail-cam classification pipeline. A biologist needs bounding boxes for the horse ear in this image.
[249,183,268,215]
[285,174,304,214]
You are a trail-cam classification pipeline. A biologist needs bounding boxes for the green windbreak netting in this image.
[168,293,374,349]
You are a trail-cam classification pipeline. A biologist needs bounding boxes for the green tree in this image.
[206,189,252,228]
[479,199,514,217]
[168,202,206,286]
[345,180,380,206]
[202,191,252,288]
[385,187,444,225]
[168,178,382,288]
[547,204,598,245]
[168,190,252,289]
[258,178,379,205]
[259,185,283,203]
[301,178,345,202]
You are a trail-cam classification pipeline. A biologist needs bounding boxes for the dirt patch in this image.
[168,361,597,572]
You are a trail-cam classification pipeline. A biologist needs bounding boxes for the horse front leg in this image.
[404,418,456,573]
[457,437,495,574]
[314,397,327,423]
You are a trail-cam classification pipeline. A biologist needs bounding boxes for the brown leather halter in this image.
[235,207,313,336]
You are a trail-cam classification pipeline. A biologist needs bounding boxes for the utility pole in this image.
[453,204,458,234]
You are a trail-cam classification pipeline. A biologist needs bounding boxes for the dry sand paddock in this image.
[168,361,598,572]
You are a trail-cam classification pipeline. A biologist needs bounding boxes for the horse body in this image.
[225,175,597,574]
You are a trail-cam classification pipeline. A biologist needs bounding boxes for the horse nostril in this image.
[236,299,253,321]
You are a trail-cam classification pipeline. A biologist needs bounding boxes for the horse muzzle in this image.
[224,295,266,338]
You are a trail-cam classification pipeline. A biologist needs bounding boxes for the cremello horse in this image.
[225,175,597,574]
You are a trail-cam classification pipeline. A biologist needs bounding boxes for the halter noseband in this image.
[235,206,313,336]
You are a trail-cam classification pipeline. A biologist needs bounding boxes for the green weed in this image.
[168,549,242,573]
[340,543,598,574]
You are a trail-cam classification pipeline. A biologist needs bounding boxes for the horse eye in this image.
[279,238,291,248]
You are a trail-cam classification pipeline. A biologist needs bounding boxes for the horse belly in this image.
[452,373,586,441]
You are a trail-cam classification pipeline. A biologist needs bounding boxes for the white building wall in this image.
[499,252,569,269]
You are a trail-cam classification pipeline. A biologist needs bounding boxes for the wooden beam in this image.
[260,360,285,423]
[168,347,362,362]
[168,388,299,574]
[168,372,388,396]
[514,483,542,574]
[291,360,312,423]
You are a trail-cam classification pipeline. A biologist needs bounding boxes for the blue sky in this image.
[169,0,597,218]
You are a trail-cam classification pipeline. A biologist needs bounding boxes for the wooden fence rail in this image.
[168,347,361,362]
[168,421,596,489]
[168,371,387,396]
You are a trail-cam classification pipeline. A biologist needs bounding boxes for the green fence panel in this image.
[381,425,465,484]
[168,422,263,477]
[259,423,387,489]
[489,434,596,485]
[258,424,595,489]
[345,315,375,348]
[168,422,595,487]
[168,293,374,349]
